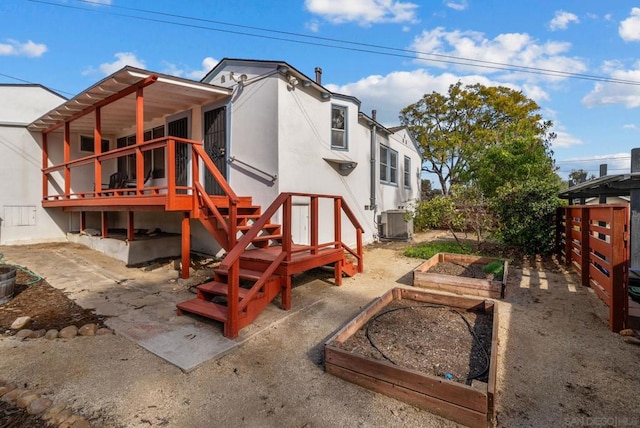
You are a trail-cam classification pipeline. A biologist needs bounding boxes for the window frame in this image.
[330,104,348,150]
[116,125,166,179]
[403,155,411,189]
[380,144,399,186]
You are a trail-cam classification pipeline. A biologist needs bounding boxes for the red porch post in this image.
[135,87,145,188]
[64,122,70,197]
[101,211,108,237]
[127,211,135,241]
[42,132,48,200]
[181,212,190,279]
[310,196,318,254]
[94,107,102,194]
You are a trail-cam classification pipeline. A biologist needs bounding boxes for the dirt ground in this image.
[1,232,639,427]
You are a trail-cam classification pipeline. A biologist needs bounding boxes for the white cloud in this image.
[549,10,579,31]
[161,57,218,80]
[410,27,587,83]
[0,39,47,57]
[552,129,583,149]
[85,0,112,5]
[582,60,640,108]
[98,52,146,75]
[619,7,640,42]
[304,0,419,25]
[623,124,639,130]
[186,57,218,80]
[445,0,468,11]
[305,19,320,32]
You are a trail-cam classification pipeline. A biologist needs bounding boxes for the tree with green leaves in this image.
[400,82,554,195]
[568,168,595,185]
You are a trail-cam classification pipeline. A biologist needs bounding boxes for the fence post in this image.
[580,206,590,287]
[610,206,629,332]
[564,207,572,266]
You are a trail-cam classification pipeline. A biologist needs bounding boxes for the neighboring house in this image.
[0,84,67,245]
[5,59,421,337]
[585,196,630,205]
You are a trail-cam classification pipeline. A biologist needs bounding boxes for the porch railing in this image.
[219,192,364,337]
[556,204,629,331]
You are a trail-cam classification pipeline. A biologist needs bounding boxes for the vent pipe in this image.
[370,110,377,212]
[314,67,322,85]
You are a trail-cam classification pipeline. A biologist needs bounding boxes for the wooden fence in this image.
[556,204,629,331]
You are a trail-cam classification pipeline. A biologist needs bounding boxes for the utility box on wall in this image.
[379,210,413,241]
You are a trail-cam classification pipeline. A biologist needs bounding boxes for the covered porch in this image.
[29,67,235,276]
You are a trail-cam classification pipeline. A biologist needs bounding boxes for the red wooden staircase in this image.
[177,146,364,338]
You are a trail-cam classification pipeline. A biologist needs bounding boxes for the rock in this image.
[27,397,52,415]
[78,323,97,336]
[1,388,23,404]
[96,327,114,335]
[29,329,46,339]
[10,316,31,330]
[623,336,640,346]
[42,402,66,422]
[0,384,17,396]
[620,329,636,337]
[51,408,74,425]
[60,415,91,428]
[45,329,59,339]
[15,329,33,340]
[59,325,78,339]
[16,391,40,408]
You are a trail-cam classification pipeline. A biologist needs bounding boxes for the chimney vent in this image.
[314,67,322,85]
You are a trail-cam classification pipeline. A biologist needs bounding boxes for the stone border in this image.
[0,378,90,427]
[9,317,113,340]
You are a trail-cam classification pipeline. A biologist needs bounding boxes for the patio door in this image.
[203,106,227,195]
[168,116,189,193]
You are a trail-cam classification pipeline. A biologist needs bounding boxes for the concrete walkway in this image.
[0,242,325,371]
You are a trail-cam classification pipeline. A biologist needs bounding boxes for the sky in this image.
[1,0,639,181]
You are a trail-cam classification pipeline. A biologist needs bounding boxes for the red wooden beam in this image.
[42,75,158,135]
[310,196,318,255]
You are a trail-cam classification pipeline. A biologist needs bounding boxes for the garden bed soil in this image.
[0,269,106,332]
[413,253,508,299]
[325,288,499,428]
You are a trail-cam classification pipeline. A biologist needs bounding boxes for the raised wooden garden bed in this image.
[324,288,499,428]
[413,253,508,299]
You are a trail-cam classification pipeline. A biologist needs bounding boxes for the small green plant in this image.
[404,241,472,259]
[482,260,504,279]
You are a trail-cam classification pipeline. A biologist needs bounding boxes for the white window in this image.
[80,135,110,153]
[380,145,398,185]
[404,156,411,188]
[331,105,347,149]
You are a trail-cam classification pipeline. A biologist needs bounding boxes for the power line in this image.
[556,156,631,164]
[25,0,640,87]
[0,72,75,96]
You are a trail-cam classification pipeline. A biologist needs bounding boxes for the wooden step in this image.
[342,259,358,277]
[214,268,272,282]
[252,234,283,243]
[196,281,252,299]
[237,224,281,233]
[176,298,228,322]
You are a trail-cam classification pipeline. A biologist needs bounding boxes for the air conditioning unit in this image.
[380,210,413,241]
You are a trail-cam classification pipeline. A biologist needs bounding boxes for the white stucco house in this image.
[3,59,421,252]
[1,59,422,336]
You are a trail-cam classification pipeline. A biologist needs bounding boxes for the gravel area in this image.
[0,232,639,427]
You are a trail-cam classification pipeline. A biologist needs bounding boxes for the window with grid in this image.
[117,126,166,180]
[380,145,399,185]
[404,156,411,188]
[80,135,110,153]
[331,105,347,150]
